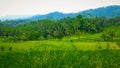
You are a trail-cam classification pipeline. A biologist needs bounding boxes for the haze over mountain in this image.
[0,15,32,21]
[0,5,120,21]
[81,5,120,17]
[29,11,77,20]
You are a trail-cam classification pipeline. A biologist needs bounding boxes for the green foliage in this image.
[0,15,120,41]
[0,50,120,68]
[1,46,4,51]
[9,47,12,51]
[116,42,120,47]
[101,31,116,41]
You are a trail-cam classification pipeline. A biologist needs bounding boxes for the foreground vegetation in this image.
[0,50,120,68]
[0,38,120,68]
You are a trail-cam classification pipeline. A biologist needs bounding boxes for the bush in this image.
[1,46,4,51]
[107,43,110,50]
[101,31,115,41]
[9,47,12,51]
[116,42,120,47]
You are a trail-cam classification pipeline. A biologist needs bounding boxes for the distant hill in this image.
[29,12,77,20]
[81,5,120,17]
[0,5,120,21]
[29,5,120,20]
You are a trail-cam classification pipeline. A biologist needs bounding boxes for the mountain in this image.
[29,12,77,20]
[0,5,120,21]
[29,5,120,20]
[81,5,120,17]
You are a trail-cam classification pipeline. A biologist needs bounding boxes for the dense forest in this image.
[0,15,120,42]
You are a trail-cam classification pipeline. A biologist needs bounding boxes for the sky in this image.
[0,0,120,17]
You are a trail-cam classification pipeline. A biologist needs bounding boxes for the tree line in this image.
[0,15,120,42]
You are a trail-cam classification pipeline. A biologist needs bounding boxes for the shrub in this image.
[1,46,4,51]
[9,47,12,51]
[107,43,110,50]
[101,31,115,41]
[116,42,120,47]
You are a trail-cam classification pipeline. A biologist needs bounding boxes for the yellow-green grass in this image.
[0,40,120,52]
[74,42,120,50]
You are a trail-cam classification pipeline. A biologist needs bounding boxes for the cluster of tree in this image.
[0,15,120,42]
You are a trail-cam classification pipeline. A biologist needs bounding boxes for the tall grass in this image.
[0,50,120,68]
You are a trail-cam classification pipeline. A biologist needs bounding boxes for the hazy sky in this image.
[0,0,120,16]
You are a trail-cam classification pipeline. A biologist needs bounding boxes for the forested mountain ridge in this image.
[0,5,120,26]
[81,5,120,17]
[29,5,120,20]
[0,5,120,42]
[0,5,120,21]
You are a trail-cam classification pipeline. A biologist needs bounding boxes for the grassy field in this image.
[0,39,120,68]
[0,40,120,52]
[0,28,120,68]
[0,50,120,68]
